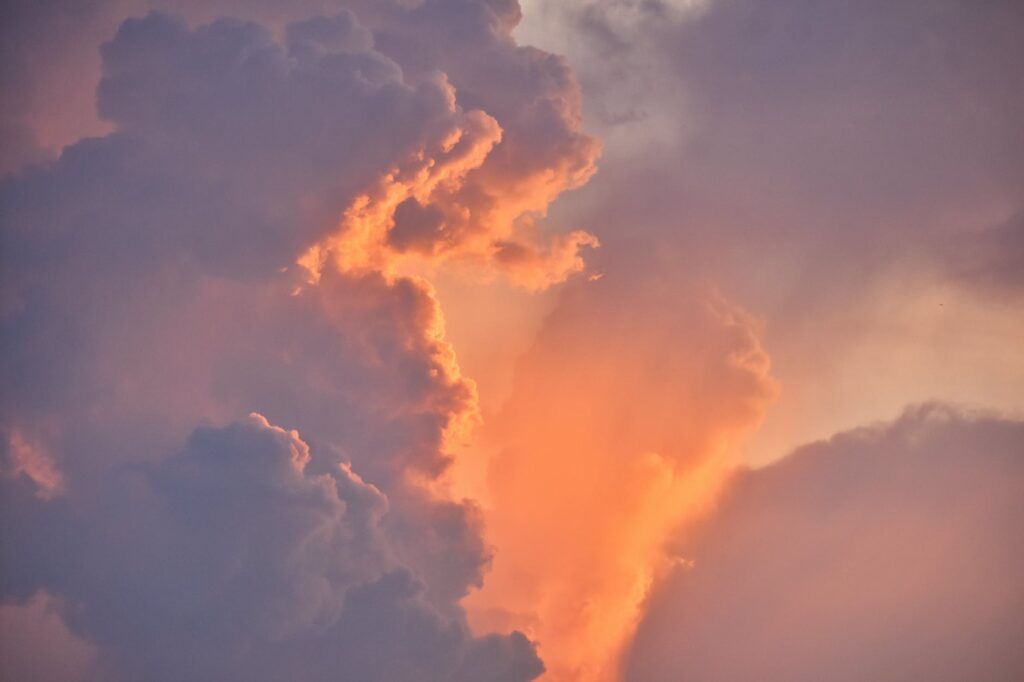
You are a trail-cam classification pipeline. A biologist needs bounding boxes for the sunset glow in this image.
[2,1,1022,681]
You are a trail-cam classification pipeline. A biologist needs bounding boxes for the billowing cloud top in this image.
[3,413,543,681]
[3,1,1023,681]
[0,1,606,680]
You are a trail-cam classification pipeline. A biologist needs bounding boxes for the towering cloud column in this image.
[467,272,778,680]
[0,2,602,680]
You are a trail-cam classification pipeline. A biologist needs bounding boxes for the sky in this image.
[0,1,1021,681]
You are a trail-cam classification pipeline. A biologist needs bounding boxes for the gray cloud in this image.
[941,210,1024,295]
[625,404,1024,681]
[2,415,542,681]
[4,1,1022,679]
[536,0,1024,297]
[0,3,606,679]
[0,592,98,682]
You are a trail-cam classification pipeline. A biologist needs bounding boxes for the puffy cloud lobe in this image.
[214,269,479,486]
[1,415,542,682]
[94,10,493,277]
[328,0,602,283]
[286,11,374,54]
[492,229,601,292]
[625,405,1024,681]
[74,5,599,287]
[2,1,601,287]
[1,169,474,487]
[71,415,386,674]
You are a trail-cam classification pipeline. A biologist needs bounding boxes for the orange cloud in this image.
[2,429,64,500]
[464,275,778,680]
[297,98,601,291]
[291,11,602,293]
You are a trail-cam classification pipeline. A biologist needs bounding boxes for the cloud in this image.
[1,414,542,681]
[0,0,115,172]
[4,1,601,286]
[293,0,602,285]
[625,404,1024,681]
[520,0,1024,464]
[0,2,599,480]
[0,3,606,679]
[466,268,777,680]
[941,210,1024,295]
[92,9,503,277]
[531,0,1024,294]
[0,592,98,682]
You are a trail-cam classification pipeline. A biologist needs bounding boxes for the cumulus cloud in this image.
[4,2,1020,680]
[293,0,602,285]
[4,0,601,285]
[0,2,606,679]
[1,414,541,681]
[625,404,1024,681]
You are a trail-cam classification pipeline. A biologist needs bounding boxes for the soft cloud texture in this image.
[517,0,1024,462]
[4,1,600,283]
[2,414,541,682]
[626,405,1024,681]
[330,0,601,281]
[505,4,1024,677]
[0,592,98,682]
[0,2,605,679]
[467,267,777,680]
[3,1,1022,680]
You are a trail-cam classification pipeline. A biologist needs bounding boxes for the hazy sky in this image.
[1,1,1022,681]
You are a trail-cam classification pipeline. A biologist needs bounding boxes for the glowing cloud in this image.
[466,273,778,680]
[3,1,1020,680]
[0,3,603,680]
